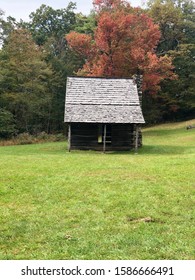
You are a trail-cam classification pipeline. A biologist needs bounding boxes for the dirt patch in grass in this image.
[126,216,164,223]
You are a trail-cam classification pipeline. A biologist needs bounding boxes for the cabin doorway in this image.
[98,124,112,145]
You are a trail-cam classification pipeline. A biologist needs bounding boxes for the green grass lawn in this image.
[0,120,195,260]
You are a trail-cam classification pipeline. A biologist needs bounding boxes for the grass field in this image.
[0,120,195,260]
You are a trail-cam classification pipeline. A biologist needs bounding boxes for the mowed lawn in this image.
[0,120,195,260]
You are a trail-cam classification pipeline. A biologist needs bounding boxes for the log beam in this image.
[135,124,139,154]
[68,124,71,152]
[103,124,107,153]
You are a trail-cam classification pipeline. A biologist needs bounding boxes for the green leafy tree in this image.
[24,3,83,132]
[27,3,76,47]
[161,44,195,120]
[0,29,53,134]
[74,12,97,35]
[0,108,17,138]
[148,0,184,54]
[145,0,195,122]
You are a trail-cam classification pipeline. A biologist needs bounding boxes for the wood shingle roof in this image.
[64,77,145,124]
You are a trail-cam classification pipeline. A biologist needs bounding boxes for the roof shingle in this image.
[64,77,145,124]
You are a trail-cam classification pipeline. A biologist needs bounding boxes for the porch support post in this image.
[68,124,71,152]
[103,124,107,153]
[135,124,139,154]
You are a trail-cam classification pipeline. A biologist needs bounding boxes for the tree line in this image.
[0,0,194,139]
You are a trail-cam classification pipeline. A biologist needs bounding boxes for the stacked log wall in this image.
[70,123,142,151]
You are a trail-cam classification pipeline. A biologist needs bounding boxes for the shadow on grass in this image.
[55,143,194,156]
[143,128,195,137]
[139,145,186,155]
[143,129,180,136]
[108,144,194,156]
[1,142,194,157]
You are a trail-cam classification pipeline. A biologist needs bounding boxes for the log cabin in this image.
[64,76,145,152]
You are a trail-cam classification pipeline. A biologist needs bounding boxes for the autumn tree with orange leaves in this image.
[66,0,176,94]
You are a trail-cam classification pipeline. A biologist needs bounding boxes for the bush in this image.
[0,131,65,146]
[16,133,34,145]
[36,131,50,141]
[54,133,64,142]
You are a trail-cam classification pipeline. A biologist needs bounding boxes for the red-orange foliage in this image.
[66,32,93,58]
[66,0,176,93]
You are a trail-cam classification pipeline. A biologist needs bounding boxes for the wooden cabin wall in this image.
[71,123,98,150]
[70,123,142,151]
[111,124,133,151]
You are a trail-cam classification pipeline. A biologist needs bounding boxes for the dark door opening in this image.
[98,124,112,145]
